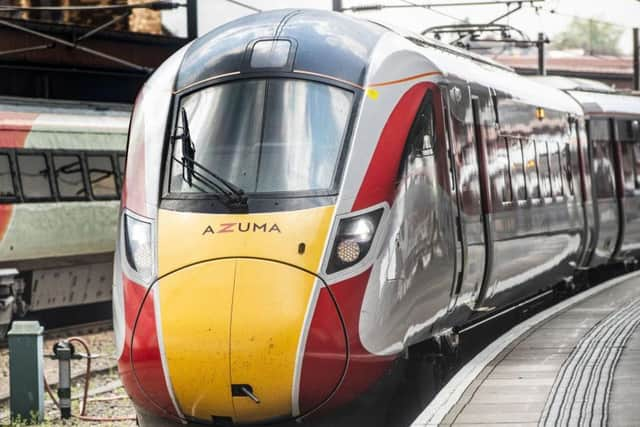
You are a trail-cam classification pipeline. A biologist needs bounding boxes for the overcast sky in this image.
[162,0,640,55]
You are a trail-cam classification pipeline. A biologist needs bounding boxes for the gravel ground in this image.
[1,330,136,426]
[1,330,118,400]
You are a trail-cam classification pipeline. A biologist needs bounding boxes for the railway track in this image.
[0,319,113,349]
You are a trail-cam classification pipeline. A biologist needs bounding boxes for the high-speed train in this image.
[113,9,640,426]
[0,96,128,336]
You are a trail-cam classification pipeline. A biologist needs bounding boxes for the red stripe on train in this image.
[119,277,179,420]
[0,112,38,148]
[299,84,430,414]
[352,83,430,210]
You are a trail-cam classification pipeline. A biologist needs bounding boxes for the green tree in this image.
[552,18,624,55]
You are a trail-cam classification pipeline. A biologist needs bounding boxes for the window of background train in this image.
[87,155,118,199]
[508,138,526,201]
[17,153,53,200]
[0,154,16,200]
[53,155,87,199]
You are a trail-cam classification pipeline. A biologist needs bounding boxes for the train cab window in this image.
[170,79,353,194]
[0,154,16,199]
[537,141,551,198]
[508,138,526,201]
[87,155,118,199]
[53,155,86,199]
[549,142,563,197]
[17,153,53,200]
[523,139,540,199]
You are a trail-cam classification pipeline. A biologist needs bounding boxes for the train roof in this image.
[385,29,583,116]
[528,76,640,117]
[568,90,640,117]
[175,9,386,92]
[0,96,130,135]
[527,76,615,93]
[175,9,582,116]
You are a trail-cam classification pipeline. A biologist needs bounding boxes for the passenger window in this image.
[617,120,637,193]
[537,141,551,198]
[53,155,86,199]
[493,137,512,203]
[17,153,52,199]
[508,138,526,201]
[118,154,126,176]
[523,139,540,199]
[0,154,16,199]
[593,140,616,198]
[549,142,563,197]
[634,143,640,190]
[87,155,118,198]
[621,142,635,193]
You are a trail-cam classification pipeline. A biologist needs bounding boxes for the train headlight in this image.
[123,212,153,280]
[327,209,383,274]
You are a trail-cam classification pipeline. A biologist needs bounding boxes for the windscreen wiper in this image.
[173,108,248,205]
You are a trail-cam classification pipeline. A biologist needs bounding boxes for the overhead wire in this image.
[222,0,262,13]
[398,0,467,23]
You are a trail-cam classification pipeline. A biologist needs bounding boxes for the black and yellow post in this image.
[53,341,75,419]
[8,321,44,423]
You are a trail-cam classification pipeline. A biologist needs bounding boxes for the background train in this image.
[0,96,128,337]
[113,10,640,426]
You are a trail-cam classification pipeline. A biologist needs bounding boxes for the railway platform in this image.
[412,271,640,427]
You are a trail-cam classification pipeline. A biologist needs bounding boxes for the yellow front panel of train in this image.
[157,206,335,277]
[230,258,316,423]
[156,206,335,422]
[158,260,236,420]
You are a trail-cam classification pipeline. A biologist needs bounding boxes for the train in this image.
[113,10,640,426]
[0,96,128,337]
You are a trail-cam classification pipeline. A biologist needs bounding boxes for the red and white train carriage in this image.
[113,10,640,426]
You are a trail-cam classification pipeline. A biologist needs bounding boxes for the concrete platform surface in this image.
[412,271,640,427]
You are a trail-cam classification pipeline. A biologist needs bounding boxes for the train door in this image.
[443,83,487,310]
[588,118,620,264]
[616,119,640,258]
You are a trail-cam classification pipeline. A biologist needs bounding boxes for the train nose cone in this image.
[132,258,346,424]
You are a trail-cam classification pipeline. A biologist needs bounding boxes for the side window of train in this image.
[17,153,53,200]
[561,128,576,197]
[590,119,615,198]
[53,154,87,200]
[508,138,526,201]
[0,153,16,201]
[117,154,126,192]
[492,137,512,203]
[448,85,482,215]
[617,120,637,194]
[537,141,551,198]
[549,142,563,197]
[408,90,436,158]
[87,155,118,199]
[523,139,540,200]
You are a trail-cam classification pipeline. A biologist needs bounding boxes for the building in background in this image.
[0,0,186,103]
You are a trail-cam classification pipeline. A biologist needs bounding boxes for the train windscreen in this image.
[169,79,353,195]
